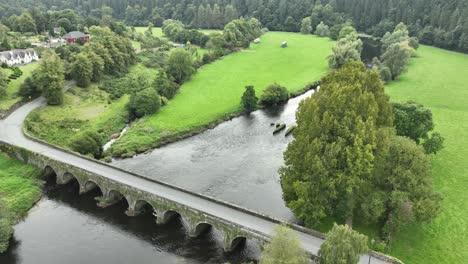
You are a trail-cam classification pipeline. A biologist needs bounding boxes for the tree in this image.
[381,41,412,80]
[300,17,312,34]
[241,85,258,113]
[166,48,195,84]
[128,88,161,118]
[338,25,357,40]
[393,101,444,154]
[154,69,179,99]
[260,225,308,264]
[71,53,93,88]
[318,224,368,264]
[423,132,445,155]
[374,136,442,238]
[280,62,393,227]
[35,51,65,105]
[393,101,434,143]
[86,51,105,82]
[259,83,289,106]
[315,21,330,37]
[327,33,363,69]
[70,131,103,158]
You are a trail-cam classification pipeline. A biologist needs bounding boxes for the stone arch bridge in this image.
[0,97,396,264]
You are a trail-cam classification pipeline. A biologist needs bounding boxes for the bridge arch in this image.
[188,222,212,238]
[155,210,181,225]
[43,165,58,184]
[224,236,247,253]
[97,189,127,208]
[80,180,102,195]
[59,172,79,185]
[126,199,154,217]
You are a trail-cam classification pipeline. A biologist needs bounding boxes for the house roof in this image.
[63,31,87,39]
[0,49,37,60]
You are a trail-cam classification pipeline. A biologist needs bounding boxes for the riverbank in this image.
[0,64,39,119]
[386,45,468,264]
[0,151,43,253]
[110,32,333,158]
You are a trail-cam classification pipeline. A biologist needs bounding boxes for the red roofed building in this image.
[63,31,89,44]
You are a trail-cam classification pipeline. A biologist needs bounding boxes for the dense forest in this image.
[1,0,467,52]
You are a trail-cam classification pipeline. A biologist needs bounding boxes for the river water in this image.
[0,90,314,264]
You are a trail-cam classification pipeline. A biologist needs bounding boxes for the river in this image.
[0,90,314,264]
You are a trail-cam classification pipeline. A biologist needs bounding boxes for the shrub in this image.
[128,88,161,118]
[260,83,289,106]
[241,85,258,113]
[70,131,103,159]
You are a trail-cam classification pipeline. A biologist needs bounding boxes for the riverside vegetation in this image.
[0,151,42,253]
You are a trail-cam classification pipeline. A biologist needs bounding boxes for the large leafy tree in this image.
[128,88,161,118]
[381,41,413,80]
[373,136,442,239]
[35,51,65,105]
[300,17,312,34]
[318,224,368,264]
[71,53,93,88]
[327,32,362,69]
[166,48,195,84]
[393,101,444,154]
[260,225,308,264]
[280,62,393,227]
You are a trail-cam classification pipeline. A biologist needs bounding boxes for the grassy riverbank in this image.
[111,32,333,157]
[25,84,130,150]
[0,63,39,117]
[0,151,43,253]
[385,45,468,264]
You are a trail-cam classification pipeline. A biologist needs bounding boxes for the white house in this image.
[0,49,39,66]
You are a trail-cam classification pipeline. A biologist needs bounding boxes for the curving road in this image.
[0,97,389,264]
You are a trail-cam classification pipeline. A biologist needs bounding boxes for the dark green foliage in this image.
[280,62,393,227]
[71,53,93,88]
[223,17,262,48]
[70,131,103,158]
[392,101,444,151]
[319,224,368,264]
[162,20,210,47]
[34,51,65,105]
[166,48,195,84]
[423,132,445,155]
[128,88,161,118]
[241,85,258,113]
[18,75,41,99]
[154,70,179,99]
[374,136,442,238]
[259,83,288,106]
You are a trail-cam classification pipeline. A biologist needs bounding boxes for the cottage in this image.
[0,49,39,66]
[63,31,89,44]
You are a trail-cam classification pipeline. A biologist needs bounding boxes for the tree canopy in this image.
[260,225,308,264]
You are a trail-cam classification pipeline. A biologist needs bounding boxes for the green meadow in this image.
[112,32,333,156]
[386,45,468,264]
[0,63,39,114]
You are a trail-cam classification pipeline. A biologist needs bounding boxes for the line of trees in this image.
[3,1,467,53]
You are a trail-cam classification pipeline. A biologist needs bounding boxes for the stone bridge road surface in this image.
[0,97,387,264]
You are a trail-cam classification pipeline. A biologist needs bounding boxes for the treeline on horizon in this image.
[1,0,467,53]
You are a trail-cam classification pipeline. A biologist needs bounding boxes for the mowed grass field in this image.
[112,32,333,156]
[386,46,468,263]
[0,63,39,113]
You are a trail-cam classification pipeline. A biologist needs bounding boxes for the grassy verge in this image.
[0,151,43,252]
[0,63,39,116]
[384,46,468,263]
[25,84,130,150]
[111,32,333,157]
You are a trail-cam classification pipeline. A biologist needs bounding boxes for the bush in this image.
[260,83,289,106]
[241,85,258,113]
[70,131,103,159]
[128,88,161,118]
[379,66,392,82]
